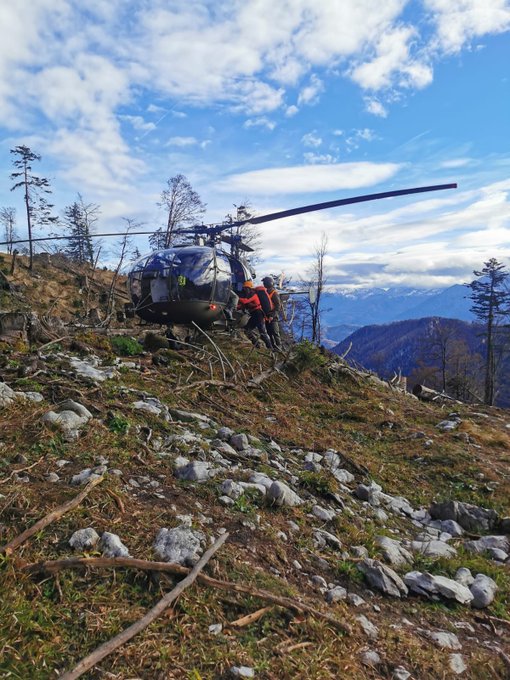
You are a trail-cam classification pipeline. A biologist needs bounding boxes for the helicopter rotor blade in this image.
[221,183,457,231]
[219,235,254,252]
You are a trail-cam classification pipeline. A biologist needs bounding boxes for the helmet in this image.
[262,276,274,287]
[243,280,254,288]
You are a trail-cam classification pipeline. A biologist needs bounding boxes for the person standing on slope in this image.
[262,276,282,350]
[237,281,273,349]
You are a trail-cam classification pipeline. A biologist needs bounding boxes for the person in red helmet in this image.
[237,281,273,349]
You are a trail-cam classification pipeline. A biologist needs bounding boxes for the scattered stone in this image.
[420,629,462,650]
[208,623,223,635]
[313,528,342,550]
[100,532,130,557]
[409,539,457,559]
[436,419,460,431]
[332,468,355,484]
[267,481,302,507]
[360,650,381,668]
[358,559,408,598]
[216,426,234,441]
[69,357,118,382]
[356,614,378,639]
[449,654,468,675]
[45,472,60,483]
[153,526,206,566]
[404,572,473,604]
[351,545,369,558]
[0,382,16,408]
[347,593,366,607]
[500,517,510,533]
[69,527,100,551]
[455,568,474,587]
[41,400,93,441]
[230,667,255,678]
[311,575,328,590]
[376,536,413,566]
[230,433,249,451]
[221,479,244,499]
[464,535,509,555]
[355,482,381,505]
[392,666,411,680]
[312,505,336,522]
[326,586,347,603]
[430,500,499,533]
[175,461,216,482]
[71,466,106,485]
[470,573,498,608]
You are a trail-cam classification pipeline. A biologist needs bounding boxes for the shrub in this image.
[110,336,143,356]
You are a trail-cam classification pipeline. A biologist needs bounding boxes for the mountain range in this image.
[322,284,474,344]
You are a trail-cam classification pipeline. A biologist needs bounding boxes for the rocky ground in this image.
[0,326,509,680]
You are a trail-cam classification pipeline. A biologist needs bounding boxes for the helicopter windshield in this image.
[129,246,231,306]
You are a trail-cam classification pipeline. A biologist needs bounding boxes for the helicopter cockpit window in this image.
[168,247,216,302]
[214,253,232,303]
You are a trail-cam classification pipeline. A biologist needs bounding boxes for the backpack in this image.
[255,286,274,316]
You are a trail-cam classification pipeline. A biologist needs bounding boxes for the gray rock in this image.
[326,586,347,603]
[69,527,100,551]
[381,493,414,516]
[358,559,408,598]
[352,545,369,558]
[332,468,355,484]
[355,482,381,505]
[347,593,365,607]
[500,517,510,533]
[356,614,378,639]
[175,461,216,482]
[0,382,16,408]
[420,629,462,650]
[455,567,474,587]
[42,400,93,441]
[410,539,457,559]
[323,450,341,470]
[238,482,266,496]
[220,479,244,499]
[100,532,130,557]
[230,667,255,678]
[69,356,118,382]
[311,575,328,590]
[470,573,498,608]
[360,650,381,667]
[449,654,467,675]
[436,419,460,431]
[132,400,162,416]
[153,526,206,566]
[216,426,234,441]
[404,572,473,604]
[464,535,509,554]
[430,500,499,533]
[441,519,464,537]
[376,536,413,566]
[211,440,238,457]
[71,466,106,485]
[488,548,508,561]
[21,391,44,403]
[313,528,342,550]
[168,408,215,426]
[312,505,336,522]
[230,433,249,451]
[392,667,411,680]
[305,452,323,463]
[45,472,60,483]
[267,481,302,507]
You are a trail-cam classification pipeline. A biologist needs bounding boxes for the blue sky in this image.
[0,0,509,289]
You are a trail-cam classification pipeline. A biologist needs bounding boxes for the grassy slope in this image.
[0,257,509,679]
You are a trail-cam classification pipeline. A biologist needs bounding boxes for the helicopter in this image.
[126,183,457,327]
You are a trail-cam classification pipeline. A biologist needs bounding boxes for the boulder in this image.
[100,532,130,557]
[326,586,347,603]
[357,559,408,598]
[41,400,92,441]
[470,573,498,609]
[419,629,462,650]
[356,614,378,639]
[430,500,499,533]
[360,650,381,668]
[69,527,100,551]
[455,567,474,587]
[404,571,473,604]
[175,461,216,482]
[267,481,303,507]
[464,535,509,555]
[153,526,206,566]
[230,433,249,451]
[376,536,413,566]
[449,654,468,675]
[409,539,457,559]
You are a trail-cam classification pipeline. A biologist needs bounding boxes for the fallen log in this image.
[412,384,458,403]
[58,533,229,680]
[24,555,351,635]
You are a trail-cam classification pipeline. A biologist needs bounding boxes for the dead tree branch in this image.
[58,532,229,680]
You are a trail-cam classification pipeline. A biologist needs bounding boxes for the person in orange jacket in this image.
[237,281,273,349]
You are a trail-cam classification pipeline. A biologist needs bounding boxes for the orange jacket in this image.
[237,291,262,312]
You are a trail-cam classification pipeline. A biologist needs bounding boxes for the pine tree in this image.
[64,196,98,265]
[10,145,58,269]
[467,258,510,405]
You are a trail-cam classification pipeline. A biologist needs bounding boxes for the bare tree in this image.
[105,219,137,322]
[151,174,206,249]
[309,233,328,344]
[10,145,58,270]
[0,207,18,254]
[223,201,263,263]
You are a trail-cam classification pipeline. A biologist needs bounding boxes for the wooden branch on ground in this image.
[247,360,286,388]
[58,532,229,680]
[0,456,44,485]
[0,476,104,556]
[174,379,238,394]
[23,555,351,635]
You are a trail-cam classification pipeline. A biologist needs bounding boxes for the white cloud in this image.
[285,105,299,117]
[244,117,276,131]
[120,115,156,132]
[215,162,402,194]
[364,98,388,117]
[304,153,338,164]
[440,158,473,168]
[297,74,324,106]
[166,136,199,147]
[301,132,322,148]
